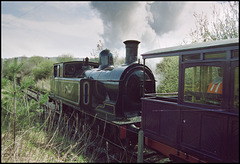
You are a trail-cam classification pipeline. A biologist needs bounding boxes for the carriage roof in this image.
[141,38,239,59]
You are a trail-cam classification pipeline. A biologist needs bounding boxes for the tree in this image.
[2,60,10,79]
[28,56,44,65]
[114,56,125,66]
[57,54,74,63]
[90,40,123,65]
[91,40,104,58]
[19,59,37,78]
[90,40,104,63]
[156,1,239,93]
[187,1,239,43]
[4,58,23,152]
[156,56,179,93]
[32,60,54,81]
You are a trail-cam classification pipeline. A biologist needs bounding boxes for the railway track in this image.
[25,88,172,163]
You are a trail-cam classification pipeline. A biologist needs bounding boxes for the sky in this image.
[1,1,225,59]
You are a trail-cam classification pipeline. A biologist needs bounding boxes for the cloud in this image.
[90,2,143,49]
[1,3,104,58]
[147,2,185,36]
[89,1,188,57]
[2,1,225,59]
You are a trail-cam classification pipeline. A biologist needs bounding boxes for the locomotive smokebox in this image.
[124,40,140,65]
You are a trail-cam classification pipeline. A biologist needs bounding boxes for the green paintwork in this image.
[52,78,81,105]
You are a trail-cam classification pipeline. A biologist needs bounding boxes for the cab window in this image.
[54,65,58,77]
[184,66,223,106]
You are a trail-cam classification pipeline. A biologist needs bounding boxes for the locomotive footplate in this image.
[112,116,141,125]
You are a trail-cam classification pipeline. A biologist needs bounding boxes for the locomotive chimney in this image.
[123,40,140,65]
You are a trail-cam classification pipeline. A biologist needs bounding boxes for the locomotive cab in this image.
[49,59,99,107]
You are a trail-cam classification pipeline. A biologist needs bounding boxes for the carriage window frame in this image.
[229,49,239,112]
[204,51,226,60]
[183,65,223,106]
[181,61,225,109]
[182,53,201,61]
[231,49,239,59]
[233,66,239,109]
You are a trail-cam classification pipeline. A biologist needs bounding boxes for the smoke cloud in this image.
[147,2,185,35]
[89,1,186,52]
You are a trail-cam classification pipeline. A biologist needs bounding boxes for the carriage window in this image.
[183,54,201,61]
[234,66,239,109]
[231,50,239,58]
[184,66,223,106]
[204,51,226,59]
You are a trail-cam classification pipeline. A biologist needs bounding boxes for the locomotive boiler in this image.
[49,40,155,123]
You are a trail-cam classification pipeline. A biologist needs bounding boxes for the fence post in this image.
[137,129,144,163]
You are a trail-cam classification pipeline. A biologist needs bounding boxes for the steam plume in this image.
[89,1,186,51]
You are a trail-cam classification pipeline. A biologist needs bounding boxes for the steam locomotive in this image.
[49,40,155,143]
[49,38,239,163]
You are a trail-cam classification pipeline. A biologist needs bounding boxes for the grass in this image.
[1,77,105,163]
[1,107,107,163]
[1,107,91,163]
[35,78,51,92]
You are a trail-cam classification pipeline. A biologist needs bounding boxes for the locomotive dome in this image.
[98,49,114,70]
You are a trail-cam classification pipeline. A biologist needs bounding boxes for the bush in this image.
[57,54,74,63]
[156,56,179,93]
[19,60,36,77]
[32,60,54,81]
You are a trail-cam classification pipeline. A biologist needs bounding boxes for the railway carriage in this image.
[48,38,238,162]
[141,38,239,163]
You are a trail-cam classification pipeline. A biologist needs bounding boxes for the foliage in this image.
[2,60,10,79]
[1,77,13,112]
[91,40,104,59]
[57,54,74,63]
[90,39,123,65]
[2,76,41,129]
[28,56,45,65]
[35,78,51,92]
[20,76,35,90]
[32,60,54,81]
[156,1,239,94]
[89,57,99,63]
[2,56,49,82]
[19,59,37,77]
[2,58,23,81]
[187,1,239,43]
[1,40,109,164]
[1,76,10,89]
[2,76,94,162]
[114,56,125,66]
[156,56,179,93]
